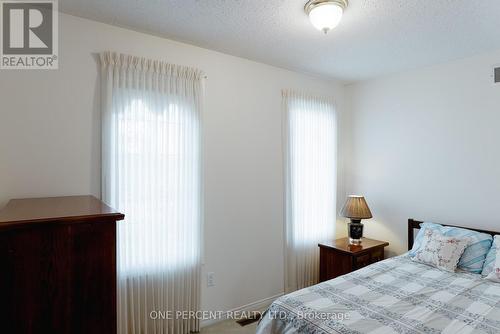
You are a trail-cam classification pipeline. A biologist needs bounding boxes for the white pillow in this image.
[412,229,470,272]
[485,242,500,283]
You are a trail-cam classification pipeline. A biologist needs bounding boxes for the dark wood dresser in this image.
[319,237,389,282]
[0,195,124,334]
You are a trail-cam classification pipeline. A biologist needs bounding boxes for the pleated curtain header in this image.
[282,89,336,107]
[100,51,205,80]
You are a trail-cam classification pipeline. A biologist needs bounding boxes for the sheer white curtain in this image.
[283,90,337,293]
[100,52,203,334]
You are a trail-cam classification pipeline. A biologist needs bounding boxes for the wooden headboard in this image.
[408,218,500,251]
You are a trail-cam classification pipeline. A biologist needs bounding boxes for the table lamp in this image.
[340,195,372,245]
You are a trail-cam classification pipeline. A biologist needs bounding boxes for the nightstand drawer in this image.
[319,238,389,282]
[353,247,385,270]
[353,253,371,269]
[370,248,384,262]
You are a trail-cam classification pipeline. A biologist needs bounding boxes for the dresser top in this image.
[0,195,124,230]
[319,237,389,255]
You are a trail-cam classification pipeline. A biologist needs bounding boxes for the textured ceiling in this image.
[59,0,500,82]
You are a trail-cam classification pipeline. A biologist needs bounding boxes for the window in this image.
[283,90,337,292]
[114,95,200,273]
[100,52,204,333]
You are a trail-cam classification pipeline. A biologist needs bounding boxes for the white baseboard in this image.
[200,292,283,328]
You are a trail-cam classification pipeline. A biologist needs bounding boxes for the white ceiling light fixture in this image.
[305,0,348,34]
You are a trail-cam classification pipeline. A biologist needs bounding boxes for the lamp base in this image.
[349,238,362,245]
[348,220,364,245]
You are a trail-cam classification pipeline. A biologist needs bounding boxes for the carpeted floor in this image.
[201,319,258,334]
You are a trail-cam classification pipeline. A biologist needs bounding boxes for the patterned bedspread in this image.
[256,255,500,334]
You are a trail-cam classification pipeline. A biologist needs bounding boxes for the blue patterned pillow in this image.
[410,222,493,274]
[482,235,499,276]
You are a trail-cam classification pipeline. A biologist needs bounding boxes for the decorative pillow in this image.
[482,235,499,277]
[485,236,500,282]
[409,223,443,256]
[410,222,493,274]
[412,229,470,272]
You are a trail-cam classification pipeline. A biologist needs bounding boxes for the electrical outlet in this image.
[492,64,500,85]
[207,272,215,287]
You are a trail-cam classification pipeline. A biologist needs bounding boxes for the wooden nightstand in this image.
[318,237,389,282]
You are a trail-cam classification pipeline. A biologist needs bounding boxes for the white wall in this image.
[0,14,346,317]
[346,51,500,256]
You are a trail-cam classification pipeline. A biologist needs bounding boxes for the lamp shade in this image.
[340,196,372,220]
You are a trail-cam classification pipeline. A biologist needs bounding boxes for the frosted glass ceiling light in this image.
[305,0,348,34]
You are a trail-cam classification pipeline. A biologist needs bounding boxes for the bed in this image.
[256,219,500,334]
